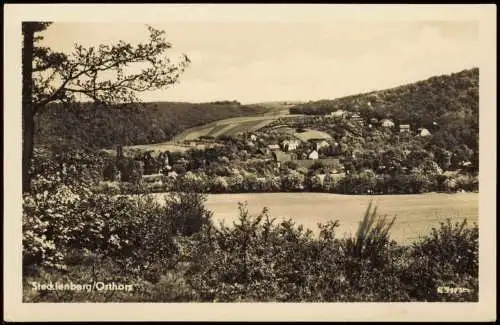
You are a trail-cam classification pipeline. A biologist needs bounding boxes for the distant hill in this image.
[34,101,270,150]
[251,101,305,108]
[290,68,479,154]
[290,68,478,127]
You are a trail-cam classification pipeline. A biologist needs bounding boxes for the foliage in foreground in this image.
[23,177,478,302]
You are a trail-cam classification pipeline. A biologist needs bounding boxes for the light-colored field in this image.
[172,114,304,141]
[197,192,478,244]
[294,129,332,142]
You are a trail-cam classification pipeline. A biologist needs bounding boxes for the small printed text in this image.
[30,281,133,293]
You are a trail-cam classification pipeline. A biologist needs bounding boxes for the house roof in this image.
[308,150,319,157]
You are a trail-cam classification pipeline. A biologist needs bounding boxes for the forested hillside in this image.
[290,68,479,158]
[34,101,269,150]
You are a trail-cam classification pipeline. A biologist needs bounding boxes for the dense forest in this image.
[34,101,269,150]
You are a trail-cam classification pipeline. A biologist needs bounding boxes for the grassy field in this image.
[106,114,302,153]
[197,192,479,245]
[172,114,305,142]
[294,129,333,142]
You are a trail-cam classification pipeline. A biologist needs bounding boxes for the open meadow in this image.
[172,114,304,141]
[198,192,479,245]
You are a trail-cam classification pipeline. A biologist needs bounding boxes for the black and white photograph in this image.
[4,3,496,322]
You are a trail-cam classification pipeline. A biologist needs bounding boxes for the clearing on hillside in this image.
[173,114,304,142]
[294,129,333,142]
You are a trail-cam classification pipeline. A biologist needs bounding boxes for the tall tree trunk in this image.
[22,23,35,193]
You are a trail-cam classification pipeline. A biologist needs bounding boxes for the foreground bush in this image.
[180,202,477,302]
[402,219,479,301]
[23,180,211,282]
[23,189,478,302]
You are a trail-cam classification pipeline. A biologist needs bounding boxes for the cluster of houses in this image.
[326,109,433,137]
[108,109,437,185]
[255,135,343,169]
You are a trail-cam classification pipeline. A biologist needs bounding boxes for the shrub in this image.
[403,219,479,301]
[162,192,213,237]
[184,203,316,302]
[340,201,396,265]
[455,174,478,192]
[182,201,417,302]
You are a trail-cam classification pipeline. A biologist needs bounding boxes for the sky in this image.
[38,19,479,104]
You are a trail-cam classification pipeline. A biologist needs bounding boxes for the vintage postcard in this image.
[3,3,496,322]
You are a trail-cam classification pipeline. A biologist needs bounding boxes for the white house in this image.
[250,134,257,141]
[381,119,395,128]
[460,161,472,168]
[308,150,319,160]
[330,109,347,118]
[417,128,432,137]
[166,171,178,179]
[267,144,280,151]
[281,139,300,152]
[315,140,330,151]
[400,124,411,133]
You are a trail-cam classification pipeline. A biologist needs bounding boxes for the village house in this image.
[315,140,330,151]
[417,128,432,137]
[250,134,257,142]
[142,173,164,184]
[460,160,472,167]
[330,109,347,118]
[267,144,280,151]
[381,119,395,128]
[460,160,473,172]
[399,124,411,133]
[166,170,178,179]
[308,150,319,160]
[281,139,300,152]
[350,113,364,125]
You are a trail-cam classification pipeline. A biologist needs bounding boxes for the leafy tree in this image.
[282,170,305,192]
[22,22,190,192]
[434,147,453,171]
[381,148,405,174]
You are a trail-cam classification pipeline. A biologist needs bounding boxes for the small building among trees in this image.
[417,128,432,137]
[381,119,395,128]
[308,150,319,160]
[399,124,411,133]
